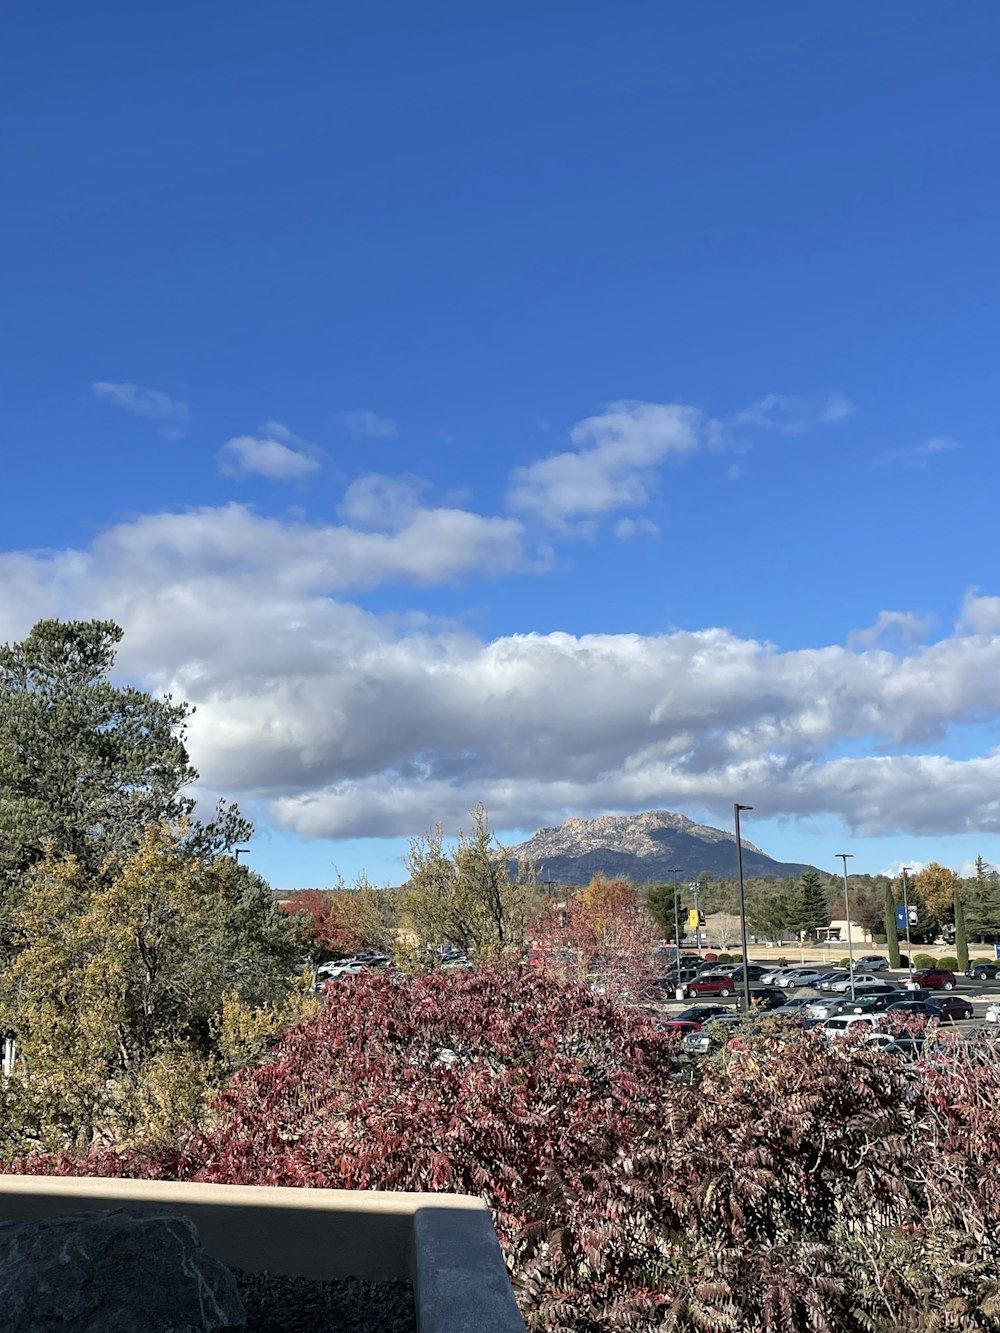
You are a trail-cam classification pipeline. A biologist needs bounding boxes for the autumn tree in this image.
[0,826,311,1155]
[0,619,251,904]
[913,863,961,922]
[401,805,533,962]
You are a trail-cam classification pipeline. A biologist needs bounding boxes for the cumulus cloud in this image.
[507,400,703,526]
[92,381,189,436]
[735,392,854,436]
[4,504,1000,846]
[339,410,398,440]
[217,422,321,480]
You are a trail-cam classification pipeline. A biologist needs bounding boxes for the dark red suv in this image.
[681,974,738,998]
[909,968,959,991]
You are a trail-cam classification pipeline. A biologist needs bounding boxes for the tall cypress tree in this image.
[884,882,901,968]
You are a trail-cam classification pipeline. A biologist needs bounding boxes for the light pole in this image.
[901,867,914,983]
[734,804,753,1013]
[672,880,682,959]
[691,880,703,954]
[234,847,250,864]
[836,853,856,1002]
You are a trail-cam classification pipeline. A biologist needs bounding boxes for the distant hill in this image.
[506,809,814,884]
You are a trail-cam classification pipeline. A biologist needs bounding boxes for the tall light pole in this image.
[234,847,250,864]
[734,804,753,1013]
[672,879,682,959]
[836,853,856,1002]
[691,879,703,954]
[901,867,914,983]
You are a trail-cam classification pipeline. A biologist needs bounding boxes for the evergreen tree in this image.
[798,871,830,940]
[644,882,681,941]
[954,891,969,971]
[967,856,1000,942]
[884,882,901,968]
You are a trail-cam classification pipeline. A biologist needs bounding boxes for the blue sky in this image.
[4,2,1000,886]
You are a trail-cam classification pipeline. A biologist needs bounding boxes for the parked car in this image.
[966,961,1000,981]
[774,967,828,989]
[829,975,898,995]
[814,970,852,992]
[759,966,799,986]
[673,1003,731,1026]
[985,1001,1000,1025]
[681,974,738,998]
[821,1014,876,1038]
[681,1015,744,1057]
[745,987,787,1011]
[887,997,973,1022]
[803,997,854,1020]
[850,954,889,972]
[658,1019,704,1036]
[908,968,959,991]
[848,992,909,1016]
[770,996,818,1015]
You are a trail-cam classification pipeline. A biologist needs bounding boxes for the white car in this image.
[829,974,894,994]
[821,1014,875,1039]
[760,967,799,986]
[985,1002,1000,1025]
[850,955,889,972]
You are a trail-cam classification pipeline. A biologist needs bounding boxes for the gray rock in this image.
[0,1207,246,1333]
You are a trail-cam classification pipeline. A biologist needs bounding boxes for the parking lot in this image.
[655,967,1000,1038]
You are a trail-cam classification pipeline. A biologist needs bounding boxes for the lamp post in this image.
[734,804,753,1013]
[901,867,914,983]
[691,879,703,954]
[234,847,250,864]
[836,853,856,1002]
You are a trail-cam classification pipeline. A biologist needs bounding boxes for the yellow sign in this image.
[687,908,700,930]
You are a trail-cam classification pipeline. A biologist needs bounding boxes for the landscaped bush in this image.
[912,953,936,969]
[838,957,850,968]
[13,963,1000,1332]
[937,955,959,971]
[715,952,734,964]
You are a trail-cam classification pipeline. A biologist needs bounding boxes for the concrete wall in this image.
[0,1175,526,1332]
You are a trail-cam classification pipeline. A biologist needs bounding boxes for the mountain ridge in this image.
[506,809,814,883]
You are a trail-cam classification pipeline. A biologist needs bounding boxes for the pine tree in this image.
[967,856,1000,943]
[884,882,901,968]
[954,891,969,971]
[798,871,830,940]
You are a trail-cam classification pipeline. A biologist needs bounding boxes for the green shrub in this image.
[716,952,734,964]
[838,958,850,968]
[937,955,959,971]
[912,953,936,969]
[873,934,887,945]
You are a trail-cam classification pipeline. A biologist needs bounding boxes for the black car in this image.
[743,987,787,1011]
[673,1003,732,1025]
[966,961,1000,981]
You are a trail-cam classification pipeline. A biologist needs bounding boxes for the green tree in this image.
[745,887,799,942]
[644,882,681,941]
[797,871,830,940]
[954,890,969,971]
[966,856,1000,942]
[0,825,311,1155]
[884,882,901,968]
[401,805,533,963]
[0,619,251,897]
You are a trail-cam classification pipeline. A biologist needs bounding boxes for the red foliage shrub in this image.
[13,968,1000,1331]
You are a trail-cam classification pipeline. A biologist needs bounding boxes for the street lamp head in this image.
[735,803,753,813]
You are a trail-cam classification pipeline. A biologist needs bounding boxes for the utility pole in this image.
[901,867,914,984]
[836,853,856,1002]
[691,879,703,954]
[734,804,753,1013]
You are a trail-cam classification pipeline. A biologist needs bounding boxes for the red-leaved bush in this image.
[13,964,1000,1331]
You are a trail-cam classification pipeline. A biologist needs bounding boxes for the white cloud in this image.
[735,392,854,436]
[507,400,703,526]
[217,423,321,480]
[877,436,959,468]
[613,517,659,540]
[958,590,1000,635]
[92,381,189,436]
[847,609,932,650]
[5,509,1000,845]
[339,410,398,440]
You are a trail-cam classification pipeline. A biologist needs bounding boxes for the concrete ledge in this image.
[0,1176,525,1332]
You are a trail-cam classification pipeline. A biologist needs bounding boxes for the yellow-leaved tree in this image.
[0,825,316,1158]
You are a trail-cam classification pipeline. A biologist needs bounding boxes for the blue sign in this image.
[895,905,907,929]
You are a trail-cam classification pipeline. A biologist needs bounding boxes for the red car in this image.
[658,1020,703,1036]
[681,974,738,998]
[909,968,959,991]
